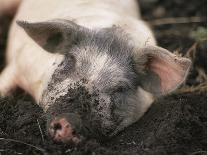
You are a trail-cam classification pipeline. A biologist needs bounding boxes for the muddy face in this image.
[18,19,191,143]
[45,82,142,143]
[43,28,140,142]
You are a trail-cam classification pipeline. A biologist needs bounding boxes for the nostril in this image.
[53,123,62,131]
[72,130,76,135]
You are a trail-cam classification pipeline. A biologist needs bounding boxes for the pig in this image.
[0,0,191,143]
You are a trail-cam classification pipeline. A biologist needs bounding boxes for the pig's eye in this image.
[116,86,126,93]
[67,98,75,103]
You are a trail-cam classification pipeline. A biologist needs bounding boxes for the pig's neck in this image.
[16,47,64,105]
[35,54,64,104]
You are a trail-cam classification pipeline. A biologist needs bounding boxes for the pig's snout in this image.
[47,113,82,143]
[49,118,76,142]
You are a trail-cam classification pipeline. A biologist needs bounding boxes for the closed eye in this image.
[67,97,76,103]
[116,86,128,93]
[107,83,130,94]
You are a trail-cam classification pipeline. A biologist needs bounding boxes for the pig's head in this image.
[17,19,191,143]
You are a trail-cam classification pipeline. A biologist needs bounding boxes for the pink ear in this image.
[17,20,59,47]
[150,54,191,94]
[17,20,83,54]
[136,46,191,95]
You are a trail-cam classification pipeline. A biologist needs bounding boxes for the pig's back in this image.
[7,0,143,61]
[5,0,145,101]
[15,0,140,23]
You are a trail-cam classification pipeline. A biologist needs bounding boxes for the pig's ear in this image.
[134,46,191,96]
[16,19,86,53]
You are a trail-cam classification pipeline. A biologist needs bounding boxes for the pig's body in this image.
[0,0,191,142]
[4,0,155,106]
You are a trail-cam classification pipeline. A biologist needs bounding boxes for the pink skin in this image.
[48,118,80,143]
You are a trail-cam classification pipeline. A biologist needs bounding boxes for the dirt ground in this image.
[0,0,207,155]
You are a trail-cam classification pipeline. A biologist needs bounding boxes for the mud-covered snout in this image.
[47,113,82,143]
